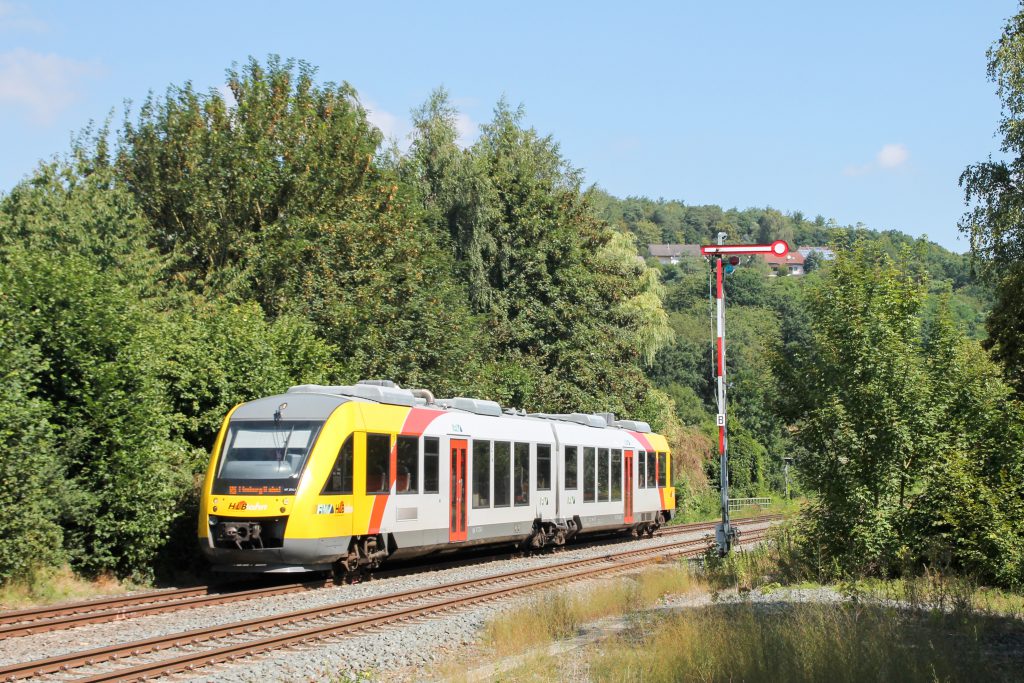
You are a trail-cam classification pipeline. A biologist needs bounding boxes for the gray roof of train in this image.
[232,384,652,434]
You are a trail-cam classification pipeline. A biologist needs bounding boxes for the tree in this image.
[960,6,1024,394]
[118,58,484,394]
[776,241,934,577]
[403,93,673,415]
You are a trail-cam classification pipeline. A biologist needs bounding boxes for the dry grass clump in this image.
[0,566,135,609]
[589,601,1014,682]
[483,563,697,658]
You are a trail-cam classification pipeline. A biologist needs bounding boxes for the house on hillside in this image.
[763,251,806,276]
[798,246,836,261]
[647,244,700,264]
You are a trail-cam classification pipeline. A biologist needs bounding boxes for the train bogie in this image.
[198,382,675,574]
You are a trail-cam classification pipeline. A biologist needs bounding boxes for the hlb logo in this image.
[228,500,268,511]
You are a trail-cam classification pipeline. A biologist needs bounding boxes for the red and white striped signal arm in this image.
[699,240,790,257]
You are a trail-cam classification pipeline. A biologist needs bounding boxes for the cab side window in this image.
[657,451,668,488]
[322,434,354,495]
[366,433,391,494]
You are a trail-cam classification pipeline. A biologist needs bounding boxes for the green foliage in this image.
[778,241,1024,587]
[403,91,673,416]
[960,7,1024,393]
[0,313,63,583]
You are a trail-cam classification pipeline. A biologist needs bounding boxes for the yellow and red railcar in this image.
[198,382,674,574]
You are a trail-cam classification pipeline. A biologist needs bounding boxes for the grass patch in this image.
[589,601,1022,682]
[672,489,803,524]
[483,562,698,658]
[0,565,140,610]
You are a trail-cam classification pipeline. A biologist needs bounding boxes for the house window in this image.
[473,440,490,508]
[322,434,354,495]
[396,435,418,494]
[366,433,391,494]
[423,437,439,494]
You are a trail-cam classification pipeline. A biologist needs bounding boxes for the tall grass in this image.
[483,564,696,657]
[590,602,1014,682]
[0,566,136,609]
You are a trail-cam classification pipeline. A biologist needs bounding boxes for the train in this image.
[198,381,675,575]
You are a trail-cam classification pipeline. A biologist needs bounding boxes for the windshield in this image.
[213,420,323,495]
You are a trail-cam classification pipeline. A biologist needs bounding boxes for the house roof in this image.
[798,246,836,260]
[647,244,701,258]
[762,251,805,266]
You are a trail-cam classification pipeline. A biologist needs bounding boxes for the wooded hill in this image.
[1,55,1017,589]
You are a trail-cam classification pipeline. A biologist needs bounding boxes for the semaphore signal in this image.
[701,234,790,554]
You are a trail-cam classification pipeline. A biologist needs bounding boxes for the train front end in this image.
[198,392,353,573]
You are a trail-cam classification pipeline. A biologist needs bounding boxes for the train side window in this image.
[638,450,647,489]
[365,433,391,494]
[583,447,596,502]
[396,435,419,495]
[646,450,657,489]
[514,443,530,506]
[537,444,552,491]
[472,440,491,508]
[423,437,440,494]
[657,452,668,488]
[322,434,354,495]
[611,449,622,501]
[598,448,610,501]
[494,441,511,507]
[564,446,578,489]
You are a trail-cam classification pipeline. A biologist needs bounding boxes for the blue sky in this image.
[0,1,1016,252]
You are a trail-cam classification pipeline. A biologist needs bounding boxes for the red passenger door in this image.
[449,439,468,542]
[624,450,634,524]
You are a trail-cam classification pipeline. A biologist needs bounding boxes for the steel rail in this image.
[0,520,774,682]
[0,514,782,639]
[0,580,330,639]
[75,528,769,683]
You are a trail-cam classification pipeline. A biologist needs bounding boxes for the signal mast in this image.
[700,234,790,554]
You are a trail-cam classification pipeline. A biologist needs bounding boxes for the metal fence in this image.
[728,497,772,511]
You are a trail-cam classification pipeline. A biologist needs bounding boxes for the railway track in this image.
[0,514,782,641]
[0,521,772,682]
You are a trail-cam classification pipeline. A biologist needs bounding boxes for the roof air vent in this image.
[437,397,503,417]
[613,419,652,433]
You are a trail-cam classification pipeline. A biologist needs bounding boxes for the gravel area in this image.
[0,523,776,681]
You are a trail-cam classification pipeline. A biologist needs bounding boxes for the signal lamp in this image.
[728,256,740,266]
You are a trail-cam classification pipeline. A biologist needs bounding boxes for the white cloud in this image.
[454,112,477,148]
[0,48,100,124]
[364,99,413,152]
[0,2,47,33]
[364,99,478,152]
[843,143,910,176]
[876,143,909,168]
